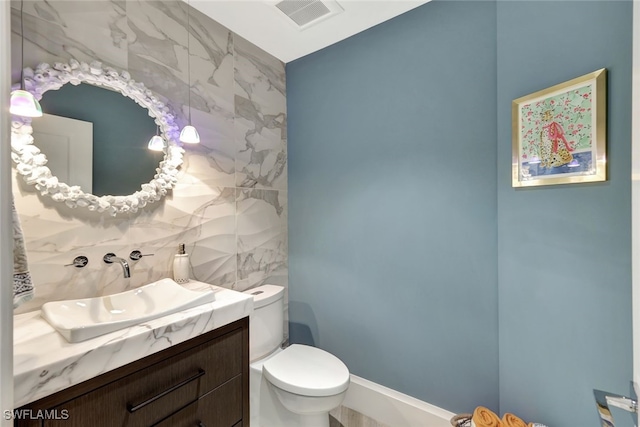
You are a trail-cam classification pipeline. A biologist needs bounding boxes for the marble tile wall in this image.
[10,0,288,320]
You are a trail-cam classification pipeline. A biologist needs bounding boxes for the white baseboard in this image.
[342,375,455,427]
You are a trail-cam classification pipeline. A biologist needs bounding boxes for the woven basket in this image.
[450,414,472,427]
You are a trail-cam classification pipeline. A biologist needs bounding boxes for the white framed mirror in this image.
[11,60,184,216]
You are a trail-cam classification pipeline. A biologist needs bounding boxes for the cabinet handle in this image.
[127,369,206,413]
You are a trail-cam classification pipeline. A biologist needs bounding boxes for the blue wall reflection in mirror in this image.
[37,83,162,197]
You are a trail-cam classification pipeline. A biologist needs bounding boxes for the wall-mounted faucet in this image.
[103,253,130,278]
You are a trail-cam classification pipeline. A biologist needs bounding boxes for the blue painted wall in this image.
[287,1,499,413]
[288,0,633,424]
[496,2,632,427]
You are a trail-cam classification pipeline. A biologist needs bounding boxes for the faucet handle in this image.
[129,250,154,261]
[65,256,88,268]
[103,253,118,264]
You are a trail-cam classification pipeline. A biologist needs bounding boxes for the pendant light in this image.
[10,0,42,118]
[147,126,166,151]
[179,0,200,144]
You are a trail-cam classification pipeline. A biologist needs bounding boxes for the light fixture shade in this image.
[10,89,43,117]
[147,135,166,151]
[180,125,200,144]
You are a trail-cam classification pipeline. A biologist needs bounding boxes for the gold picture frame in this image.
[512,68,607,187]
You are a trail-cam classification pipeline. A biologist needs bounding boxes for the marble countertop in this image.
[13,281,253,408]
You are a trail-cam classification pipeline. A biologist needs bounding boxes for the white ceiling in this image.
[191,0,431,63]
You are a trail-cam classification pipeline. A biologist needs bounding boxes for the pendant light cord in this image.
[186,0,192,125]
[20,0,25,90]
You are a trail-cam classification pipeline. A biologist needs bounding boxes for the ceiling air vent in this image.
[272,0,343,30]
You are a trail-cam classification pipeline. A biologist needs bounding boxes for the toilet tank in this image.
[244,285,284,361]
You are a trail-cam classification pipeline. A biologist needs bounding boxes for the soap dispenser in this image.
[173,243,190,284]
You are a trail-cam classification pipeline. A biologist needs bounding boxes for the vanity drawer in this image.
[44,327,242,427]
[154,375,243,427]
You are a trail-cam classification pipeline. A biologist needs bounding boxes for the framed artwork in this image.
[512,68,607,187]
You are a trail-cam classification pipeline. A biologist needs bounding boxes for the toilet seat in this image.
[263,344,350,397]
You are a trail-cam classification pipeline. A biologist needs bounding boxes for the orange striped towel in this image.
[502,413,527,427]
[472,406,502,427]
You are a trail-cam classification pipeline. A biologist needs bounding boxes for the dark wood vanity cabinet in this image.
[15,317,249,427]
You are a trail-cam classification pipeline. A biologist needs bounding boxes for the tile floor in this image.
[329,406,391,427]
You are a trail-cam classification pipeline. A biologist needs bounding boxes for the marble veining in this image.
[13,281,253,407]
[127,0,234,118]
[11,0,130,82]
[234,35,286,112]
[235,95,287,189]
[11,0,287,314]
[237,189,288,289]
[234,34,287,190]
[12,178,243,312]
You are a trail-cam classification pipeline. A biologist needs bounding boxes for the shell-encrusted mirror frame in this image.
[11,60,184,216]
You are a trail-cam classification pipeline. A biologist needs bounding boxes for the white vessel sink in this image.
[41,278,216,343]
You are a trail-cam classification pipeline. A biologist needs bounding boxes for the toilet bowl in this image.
[245,285,350,427]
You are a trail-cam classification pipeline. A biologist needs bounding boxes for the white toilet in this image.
[244,285,350,427]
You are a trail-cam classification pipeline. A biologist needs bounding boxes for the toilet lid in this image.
[262,344,350,397]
